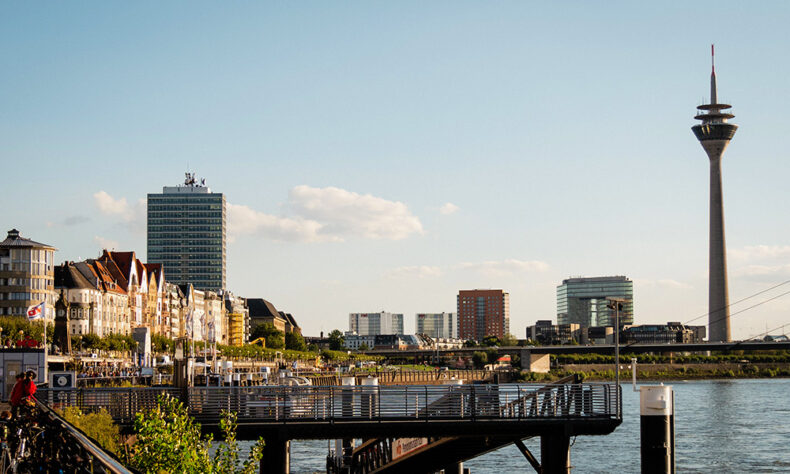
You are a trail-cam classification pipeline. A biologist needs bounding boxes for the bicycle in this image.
[2,404,45,474]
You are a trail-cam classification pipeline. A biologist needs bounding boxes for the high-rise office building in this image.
[147,173,226,292]
[0,229,57,319]
[349,312,404,336]
[415,312,457,339]
[691,46,737,342]
[457,289,510,341]
[556,276,633,328]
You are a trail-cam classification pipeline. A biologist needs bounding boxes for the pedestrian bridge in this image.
[39,382,621,473]
[39,382,620,440]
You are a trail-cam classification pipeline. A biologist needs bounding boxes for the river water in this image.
[253,378,790,473]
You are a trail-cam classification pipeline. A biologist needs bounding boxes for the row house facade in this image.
[53,259,131,337]
[53,246,251,346]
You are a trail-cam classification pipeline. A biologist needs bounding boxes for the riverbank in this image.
[553,362,790,381]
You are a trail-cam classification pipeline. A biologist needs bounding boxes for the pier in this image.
[39,380,621,472]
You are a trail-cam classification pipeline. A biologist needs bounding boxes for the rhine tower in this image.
[691,45,737,342]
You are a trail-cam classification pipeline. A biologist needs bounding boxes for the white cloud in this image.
[455,259,549,276]
[732,264,790,280]
[386,265,443,279]
[728,245,790,282]
[227,204,333,243]
[93,191,145,228]
[95,185,423,243]
[94,191,130,217]
[287,185,423,240]
[730,245,790,261]
[94,236,119,251]
[656,279,693,289]
[439,202,460,215]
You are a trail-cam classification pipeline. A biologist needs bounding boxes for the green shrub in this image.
[122,394,265,474]
[60,407,121,454]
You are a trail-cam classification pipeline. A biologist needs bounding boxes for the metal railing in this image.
[33,398,137,473]
[40,383,619,424]
[39,387,182,424]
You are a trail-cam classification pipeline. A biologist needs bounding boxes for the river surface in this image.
[247,378,790,473]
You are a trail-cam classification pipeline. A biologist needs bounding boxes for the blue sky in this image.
[2,2,789,339]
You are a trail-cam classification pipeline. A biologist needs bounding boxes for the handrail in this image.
[33,397,137,473]
[39,383,620,424]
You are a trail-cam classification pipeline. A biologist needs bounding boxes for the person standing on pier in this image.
[9,371,37,414]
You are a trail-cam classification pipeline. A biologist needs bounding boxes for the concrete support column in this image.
[540,432,570,474]
[260,439,290,474]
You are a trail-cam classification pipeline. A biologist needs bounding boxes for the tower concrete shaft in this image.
[691,45,737,342]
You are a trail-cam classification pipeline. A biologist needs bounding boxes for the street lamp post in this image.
[607,297,626,418]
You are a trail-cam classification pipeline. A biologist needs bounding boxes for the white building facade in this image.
[415,312,457,339]
[349,312,404,336]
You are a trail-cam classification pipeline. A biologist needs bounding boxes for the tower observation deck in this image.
[691,45,737,342]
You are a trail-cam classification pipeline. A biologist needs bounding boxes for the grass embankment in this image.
[552,351,790,365]
[550,365,790,381]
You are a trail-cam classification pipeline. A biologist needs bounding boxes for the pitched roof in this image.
[283,312,300,329]
[0,229,56,250]
[98,251,130,288]
[54,263,95,290]
[146,263,163,282]
[89,260,127,295]
[247,298,282,320]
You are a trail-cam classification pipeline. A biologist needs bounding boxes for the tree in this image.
[482,335,500,347]
[284,332,307,352]
[328,329,345,351]
[250,323,284,349]
[81,333,101,351]
[152,334,174,353]
[500,333,519,347]
[472,351,488,369]
[485,348,499,365]
[70,335,82,351]
[463,340,478,348]
[358,343,370,351]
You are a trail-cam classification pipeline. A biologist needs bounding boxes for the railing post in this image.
[424,386,428,420]
[470,385,476,421]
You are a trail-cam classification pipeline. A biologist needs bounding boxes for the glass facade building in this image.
[556,276,633,328]
[147,180,226,292]
[415,312,457,339]
[348,312,404,335]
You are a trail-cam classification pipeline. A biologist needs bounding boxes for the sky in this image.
[2,2,790,340]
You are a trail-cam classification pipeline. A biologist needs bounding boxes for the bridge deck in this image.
[39,383,621,440]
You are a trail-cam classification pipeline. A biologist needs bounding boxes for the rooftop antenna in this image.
[710,44,717,104]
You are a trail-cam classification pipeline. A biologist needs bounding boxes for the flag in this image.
[207,320,216,343]
[26,302,45,321]
[185,308,193,337]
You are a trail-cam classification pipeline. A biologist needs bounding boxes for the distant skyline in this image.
[2,2,790,339]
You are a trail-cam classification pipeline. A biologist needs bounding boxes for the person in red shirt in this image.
[8,373,25,407]
[9,371,36,409]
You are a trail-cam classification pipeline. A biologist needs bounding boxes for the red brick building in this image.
[457,289,510,341]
